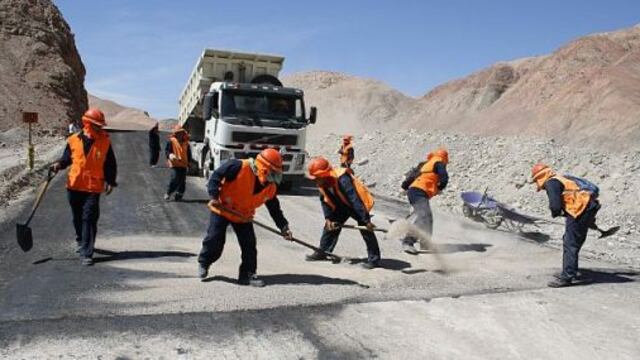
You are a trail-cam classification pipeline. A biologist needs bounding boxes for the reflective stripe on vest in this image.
[66,132,110,193]
[551,175,592,218]
[319,168,374,212]
[340,144,353,165]
[211,160,277,223]
[409,155,444,198]
[169,137,189,168]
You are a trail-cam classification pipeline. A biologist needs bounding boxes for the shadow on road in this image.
[92,249,196,263]
[574,268,638,285]
[203,273,368,287]
[432,243,493,253]
[519,231,551,243]
[349,257,412,271]
[178,199,210,204]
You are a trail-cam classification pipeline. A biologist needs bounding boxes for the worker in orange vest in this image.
[50,108,117,266]
[531,163,602,288]
[400,148,449,254]
[337,135,354,169]
[198,148,294,287]
[306,156,380,269]
[164,126,192,201]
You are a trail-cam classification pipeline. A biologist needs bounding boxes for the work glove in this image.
[105,184,114,195]
[281,226,293,241]
[325,220,339,231]
[49,162,61,173]
[168,153,178,161]
[365,222,376,232]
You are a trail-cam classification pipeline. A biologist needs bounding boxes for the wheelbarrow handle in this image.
[207,203,343,261]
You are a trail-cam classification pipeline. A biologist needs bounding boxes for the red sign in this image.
[22,112,38,123]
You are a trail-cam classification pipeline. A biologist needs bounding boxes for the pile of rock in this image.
[309,130,640,268]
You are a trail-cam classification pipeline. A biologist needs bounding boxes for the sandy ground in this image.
[0,131,638,359]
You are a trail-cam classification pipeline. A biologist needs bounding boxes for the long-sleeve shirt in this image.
[544,178,598,218]
[208,159,288,231]
[164,140,193,162]
[404,162,449,203]
[58,131,118,186]
[320,173,370,223]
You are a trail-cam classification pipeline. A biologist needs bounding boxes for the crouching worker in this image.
[305,157,380,269]
[399,148,449,254]
[197,148,294,287]
[164,126,192,201]
[531,163,602,288]
[50,108,117,266]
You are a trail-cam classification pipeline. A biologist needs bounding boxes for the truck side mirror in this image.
[309,106,317,124]
[203,92,220,120]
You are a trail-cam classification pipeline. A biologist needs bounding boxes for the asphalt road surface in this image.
[0,131,638,359]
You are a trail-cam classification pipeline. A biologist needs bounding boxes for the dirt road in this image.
[0,131,638,359]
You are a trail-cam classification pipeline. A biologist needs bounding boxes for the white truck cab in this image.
[178,49,317,189]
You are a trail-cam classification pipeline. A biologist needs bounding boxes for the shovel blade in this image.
[16,223,33,252]
[599,226,620,239]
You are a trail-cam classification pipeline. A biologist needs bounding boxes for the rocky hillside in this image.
[283,71,413,138]
[290,25,640,150]
[88,95,156,131]
[0,0,87,132]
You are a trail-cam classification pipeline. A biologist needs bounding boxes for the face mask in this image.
[266,171,283,185]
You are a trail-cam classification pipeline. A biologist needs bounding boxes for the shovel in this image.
[207,202,347,263]
[340,223,388,233]
[16,168,56,252]
[593,225,620,239]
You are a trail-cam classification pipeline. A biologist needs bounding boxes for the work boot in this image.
[198,264,209,279]
[547,277,573,288]
[80,257,94,266]
[174,193,183,201]
[238,273,265,287]
[402,243,418,255]
[360,261,379,270]
[305,251,328,261]
[164,193,171,201]
[554,271,583,280]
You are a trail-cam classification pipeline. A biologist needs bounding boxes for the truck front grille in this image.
[232,132,298,146]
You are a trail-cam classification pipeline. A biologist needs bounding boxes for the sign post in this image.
[22,112,38,170]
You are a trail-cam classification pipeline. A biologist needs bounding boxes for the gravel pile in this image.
[309,130,640,268]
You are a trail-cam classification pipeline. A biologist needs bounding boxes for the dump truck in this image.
[178,49,317,189]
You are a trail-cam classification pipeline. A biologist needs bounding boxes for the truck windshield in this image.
[221,90,305,127]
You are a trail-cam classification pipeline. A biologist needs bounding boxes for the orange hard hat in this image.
[173,125,188,135]
[531,163,550,180]
[306,156,333,179]
[427,147,449,163]
[256,148,283,173]
[82,108,106,127]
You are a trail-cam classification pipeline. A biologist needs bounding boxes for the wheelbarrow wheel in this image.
[483,209,503,229]
[462,204,474,218]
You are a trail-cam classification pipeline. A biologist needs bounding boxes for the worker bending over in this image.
[306,157,380,269]
[51,108,117,266]
[399,148,449,254]
[198,148,293,287]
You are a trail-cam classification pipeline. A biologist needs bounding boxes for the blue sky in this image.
[54,0,640,119]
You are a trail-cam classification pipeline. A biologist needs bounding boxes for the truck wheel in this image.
[202,150,214,180]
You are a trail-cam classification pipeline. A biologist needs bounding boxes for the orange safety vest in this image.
[66,132,111,193]
[340,143,353,165]
[409,155,445,198]
[319,168,374,212]
[168,137,189,168]
[549,175,592,218]
[211,160,277,223]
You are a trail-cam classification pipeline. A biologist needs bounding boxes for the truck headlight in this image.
[294,154,305,170]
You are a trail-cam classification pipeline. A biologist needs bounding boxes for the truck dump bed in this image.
[179,49,284,123]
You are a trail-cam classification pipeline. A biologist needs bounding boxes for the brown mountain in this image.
[88,95,156,131]
[288,25,640,149]
[0,0,87,132]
